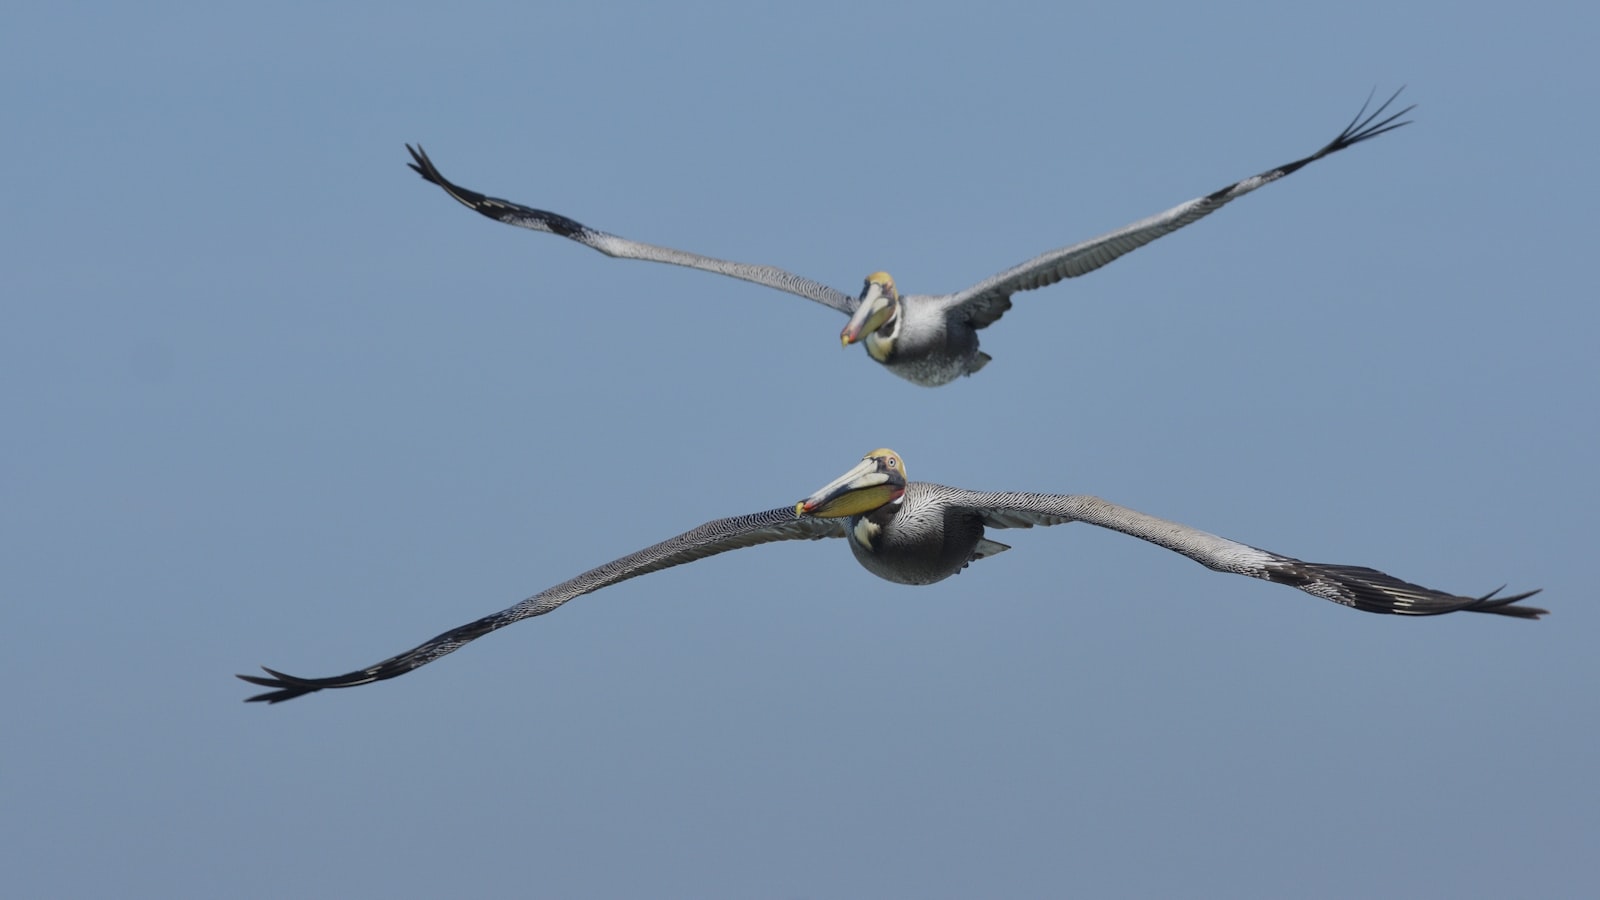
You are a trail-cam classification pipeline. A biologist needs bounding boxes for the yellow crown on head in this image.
[864,448,904,478]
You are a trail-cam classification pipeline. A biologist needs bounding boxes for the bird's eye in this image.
[886,457,897,468]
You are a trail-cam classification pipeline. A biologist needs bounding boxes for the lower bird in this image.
[407,90,1412,386]
[240,449,1543,703]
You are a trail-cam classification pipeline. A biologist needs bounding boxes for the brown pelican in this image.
[406,90,1412,386]
[240,448,1543,703]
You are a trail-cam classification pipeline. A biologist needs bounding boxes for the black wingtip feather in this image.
[403,144,593,239]
[1265,87,1416,183]
[237,668,323,704]
[1268,559,1546,619]
[1465,587,1547,619]
[403,143,495,212]
[1328,86,1416,152]
[404,142,433,181]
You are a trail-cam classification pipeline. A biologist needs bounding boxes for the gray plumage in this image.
[240,450,1542,704]
[405,89,1412,386]
[240,508,843,702]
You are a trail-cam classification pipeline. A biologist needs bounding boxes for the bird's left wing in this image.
[406,146,860,315]
[932,486,1545,619]
[945,89,1414,330]
[239,508,846,703]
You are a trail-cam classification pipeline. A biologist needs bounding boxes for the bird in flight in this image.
[407,89,1412,386]
[241,447,1542,703]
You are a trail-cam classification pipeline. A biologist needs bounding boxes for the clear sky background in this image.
[5,2,1595,897]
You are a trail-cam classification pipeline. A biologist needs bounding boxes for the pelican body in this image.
[407,90,1413,386]
[241,449,1542,704]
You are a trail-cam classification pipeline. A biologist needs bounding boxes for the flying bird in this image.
[240,448,1542,703]
[406,89,1412,386]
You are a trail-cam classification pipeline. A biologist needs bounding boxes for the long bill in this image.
[840,281,896,347]
[795,456,904,518]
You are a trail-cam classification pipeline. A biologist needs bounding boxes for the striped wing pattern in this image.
[240,508,845,702]
[930,486,1544,618]
[406,145,859,314]
[949,89,1413,329]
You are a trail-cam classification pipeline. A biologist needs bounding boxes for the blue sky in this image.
[4,2,1596,896]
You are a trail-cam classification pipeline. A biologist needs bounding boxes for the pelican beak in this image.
[840,279,897,347]
[795,454,905,518]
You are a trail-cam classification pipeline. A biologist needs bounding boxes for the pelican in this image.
[240,448,1543,703]
[406,90,1412,386]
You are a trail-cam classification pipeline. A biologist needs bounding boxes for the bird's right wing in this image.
[932,487,1545,619]
[406,146,861,315]
[239,507,846,703]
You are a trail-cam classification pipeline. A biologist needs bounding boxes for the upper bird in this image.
[240,447,1542,703]
[407,90,1412,386]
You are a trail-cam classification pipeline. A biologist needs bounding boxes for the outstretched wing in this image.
[928,486,1545,619]
[946,88,1414,330]
[406,145,860,315]
[240,508,846,703]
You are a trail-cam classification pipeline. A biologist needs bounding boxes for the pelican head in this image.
[840,272,900,351]
[795,449,907,518]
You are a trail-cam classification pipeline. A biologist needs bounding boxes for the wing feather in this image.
[948,89,1414,329]
[240,507,845,702]
[406,146,859,315]
[927,486,1544,619]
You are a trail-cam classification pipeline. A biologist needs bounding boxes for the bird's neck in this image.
[863,316,898,363]
[850,500,903,552]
